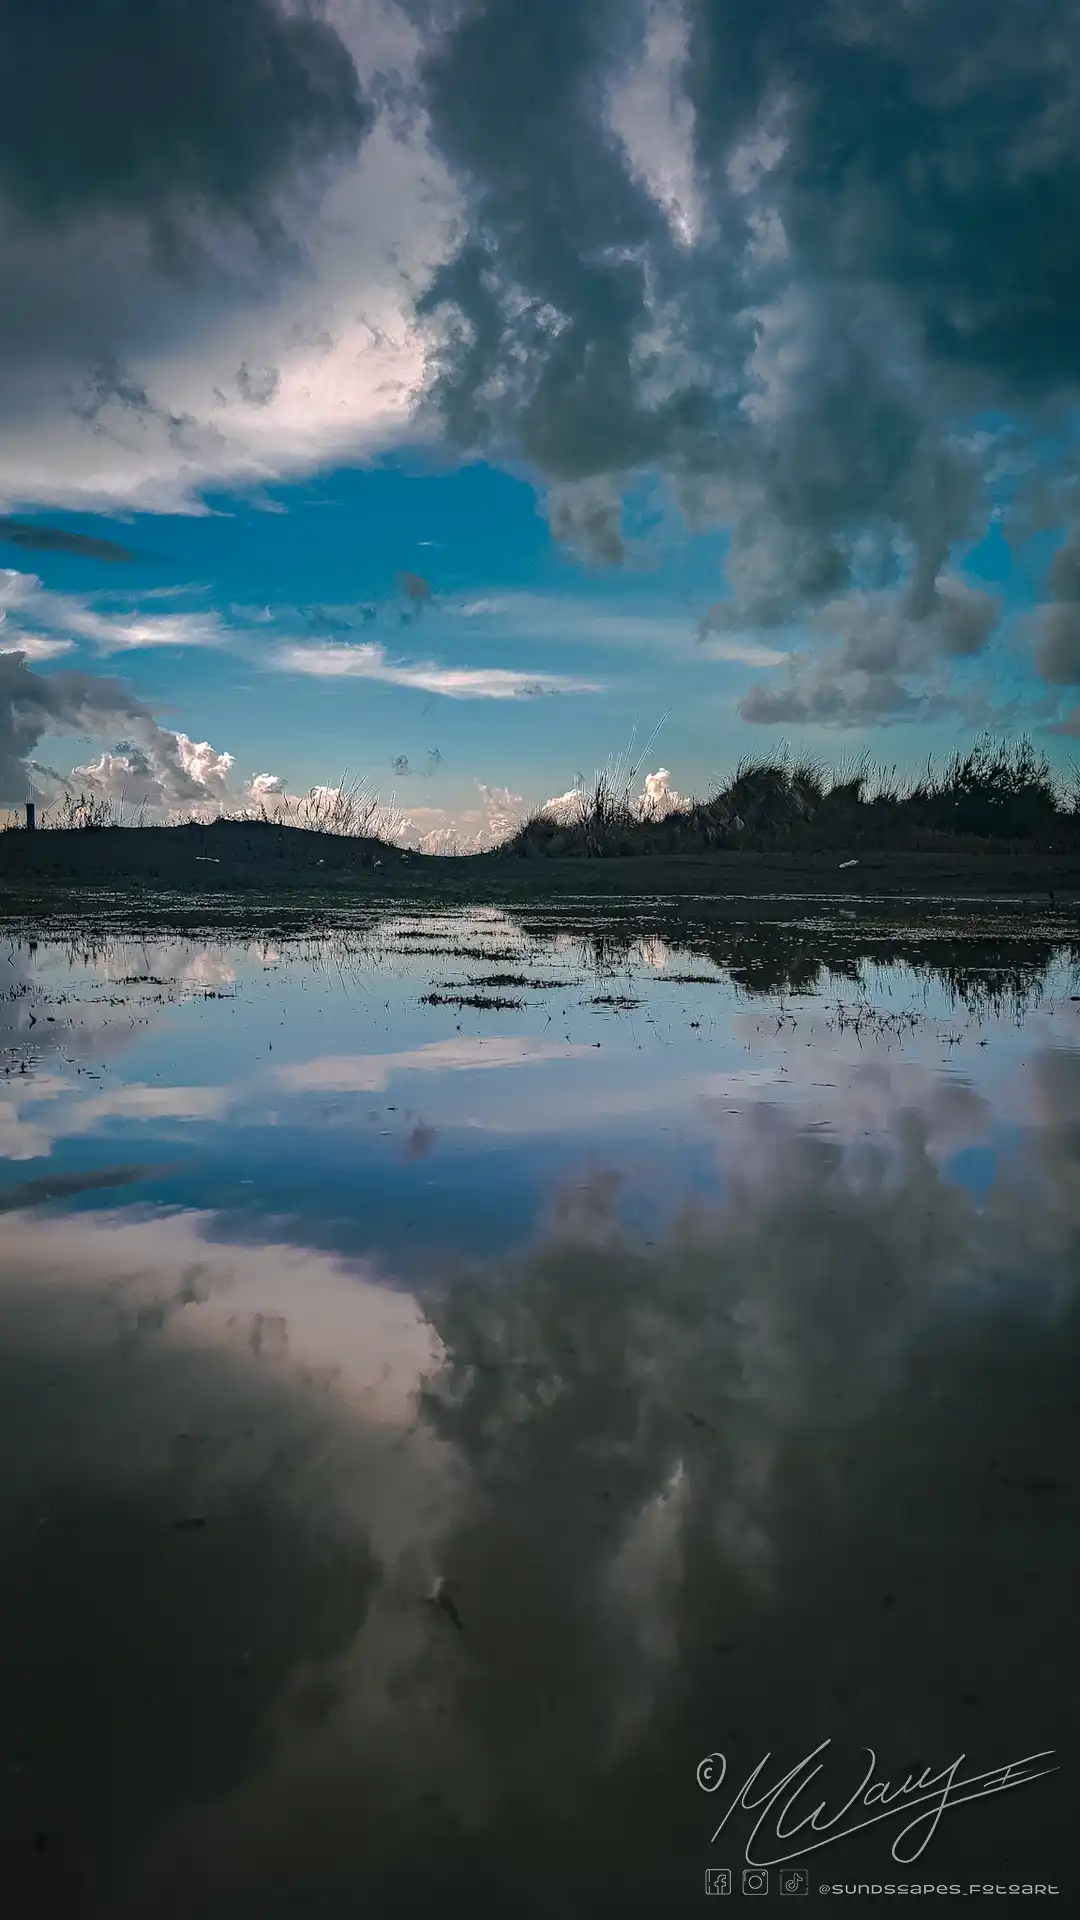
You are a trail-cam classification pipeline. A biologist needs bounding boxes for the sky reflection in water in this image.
[1,906,1078,1914]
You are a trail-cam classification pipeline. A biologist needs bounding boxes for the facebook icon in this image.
[705,1868,732,1895]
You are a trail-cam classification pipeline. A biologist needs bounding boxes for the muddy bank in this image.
[2,821,1079,915]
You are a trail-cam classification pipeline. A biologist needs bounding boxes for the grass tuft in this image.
[497,733,1080,858]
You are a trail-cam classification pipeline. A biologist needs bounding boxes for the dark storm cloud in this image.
[70,360,156,424]
[0,0,371,248]
[0,0,373,433]
[413,0,684,480]
[0,650,200,803]
[683,0,1080,394]
[408,0,1080,706]
[547,477,627,565]
[740,670,923,727]
[1035,529,1080,686]
[0,518,137,562]
[1037,606,1080,688]
[736,573,1004,725]
[3,0,1077,726]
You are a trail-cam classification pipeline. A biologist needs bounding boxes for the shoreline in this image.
[2,863,1079,948]
[2,831,1080,915]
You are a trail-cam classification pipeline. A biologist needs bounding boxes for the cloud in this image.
[0,568,226,653]
[0,518,137,561]
[1034,528,1080,685]
[448,588,787,663]
[540,765,690,823]
[408,0,1080,691]
[697,635,789,667]
[273,638,604,699]
[235,362,281,407]
[605,1,702,248]
[0,632,75,662]
[0,615,266,814]
[546,477,627,565]
[1037,604,1080,687]
[246,771,288,802]
[0,0,370,242]
[67,731,237,813]
[3,0,1079,736]
[0,3,456,513]
[396,780,526,851]
[638,766,687,815]
[737,574,1006,727]
[739,670,924,728]
[0,648,206,803]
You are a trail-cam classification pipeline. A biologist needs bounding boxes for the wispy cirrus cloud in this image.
[0,630,74,662]
[0,568,226,653]
[238,587,752,660]
[449,590,787,666]
[273,639,604,701]
[58,606,227,652]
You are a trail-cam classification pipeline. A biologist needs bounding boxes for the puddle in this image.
[1,904,1077,1912]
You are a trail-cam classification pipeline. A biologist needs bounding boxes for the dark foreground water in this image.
[1,902,1077,1915]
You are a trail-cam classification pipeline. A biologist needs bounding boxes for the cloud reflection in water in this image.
[1,909,1077,1913]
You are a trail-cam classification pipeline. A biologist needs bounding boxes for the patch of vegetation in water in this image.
[649,972,722,984]
[463,973,570,989]
[419,991,525,1010]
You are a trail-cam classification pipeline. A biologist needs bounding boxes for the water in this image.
[1,902,1077,1914]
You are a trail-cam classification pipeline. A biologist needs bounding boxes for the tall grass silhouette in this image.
[5,734,1078,856]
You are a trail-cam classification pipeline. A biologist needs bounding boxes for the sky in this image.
[2,0,1080,846]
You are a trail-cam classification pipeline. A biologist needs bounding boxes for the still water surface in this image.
[2,904,1077,1913]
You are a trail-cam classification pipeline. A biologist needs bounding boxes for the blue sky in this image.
[2,460,795,831]
[2,0,1079,838]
